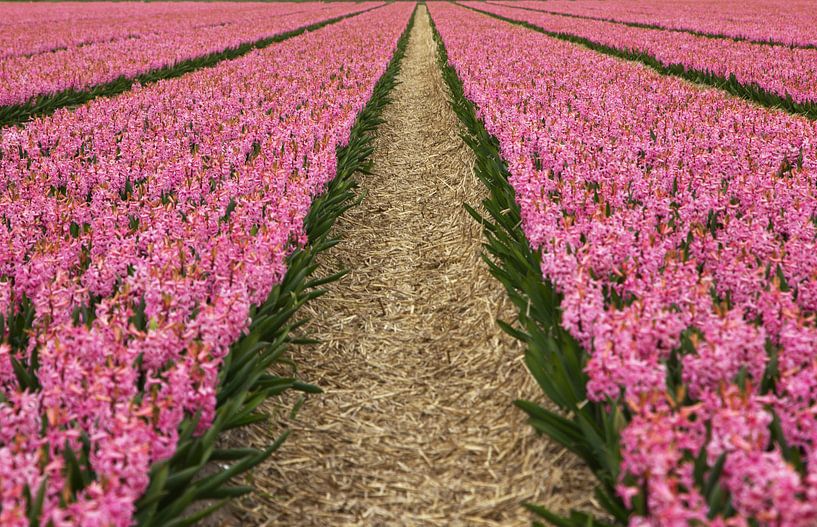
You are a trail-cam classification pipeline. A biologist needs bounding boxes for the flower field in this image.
[3,0,817,525]
[0,2,382,109]
[466,1,817,109]
[430,2,817,525]
[0,3,310,58]
[488,0,817,47]
[0,2,413,524]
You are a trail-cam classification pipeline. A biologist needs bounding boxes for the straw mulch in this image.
[220,6,597,525]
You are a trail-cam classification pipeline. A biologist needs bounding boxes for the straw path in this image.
[224,6,596,525]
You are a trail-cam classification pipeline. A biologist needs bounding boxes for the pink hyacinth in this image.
[465,1,817,106]
[0,2,384,107]
[0,3,414,523]
[431,2,817,524]
[489,0,817,47]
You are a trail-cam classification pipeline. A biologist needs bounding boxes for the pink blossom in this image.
[431,2,817,523]
[0,3,414,522]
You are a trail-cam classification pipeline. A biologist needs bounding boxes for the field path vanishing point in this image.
[223,6,595,526]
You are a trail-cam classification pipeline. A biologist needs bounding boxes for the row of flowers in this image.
[466,1,817,107]
[0,3,413,525]
[0,2,383,108]
[0,2,305,59]
[431,3,817,525]
[488,0,817,48]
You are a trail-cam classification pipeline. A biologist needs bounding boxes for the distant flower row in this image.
[489,0,817,48]
[0,2,312,59]
[0,2,383,108]
[466,1,817,107]
[432,3,817,525]
[0,3,412,525]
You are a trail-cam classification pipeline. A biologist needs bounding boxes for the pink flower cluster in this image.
[431,3,817,525]
[0,3,413,525]
[0,2,384,107]
[0,2,304,59]
[465,1,817,106]
[489,0,817,48]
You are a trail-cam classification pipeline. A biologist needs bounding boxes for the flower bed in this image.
[0,3,414,524]
[489,0,817,48]
[0,3,310,59]
[0,2,383,108]
[430,3,817,525]
[465,1,817,108]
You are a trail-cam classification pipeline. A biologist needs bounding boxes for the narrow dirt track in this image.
[227,6,595,525]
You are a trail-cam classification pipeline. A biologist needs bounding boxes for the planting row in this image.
[432,3,817,525]
[489,0,817,48]
[0,2,305,59]
[0,3,414,525]
[466,1,817,108]
[0,2,382,109]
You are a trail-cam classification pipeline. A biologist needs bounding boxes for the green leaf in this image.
[27,477,47,527]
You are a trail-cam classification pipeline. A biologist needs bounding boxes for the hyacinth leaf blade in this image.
[514,399,590,461]
[24,477,48,527]
[594,485,629,524]
[525,502,617,527]
[768,409,805,474]
[159,499,229,527]
[495,317,531,343]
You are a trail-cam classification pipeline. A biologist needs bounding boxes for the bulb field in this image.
[1,1,816,526]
